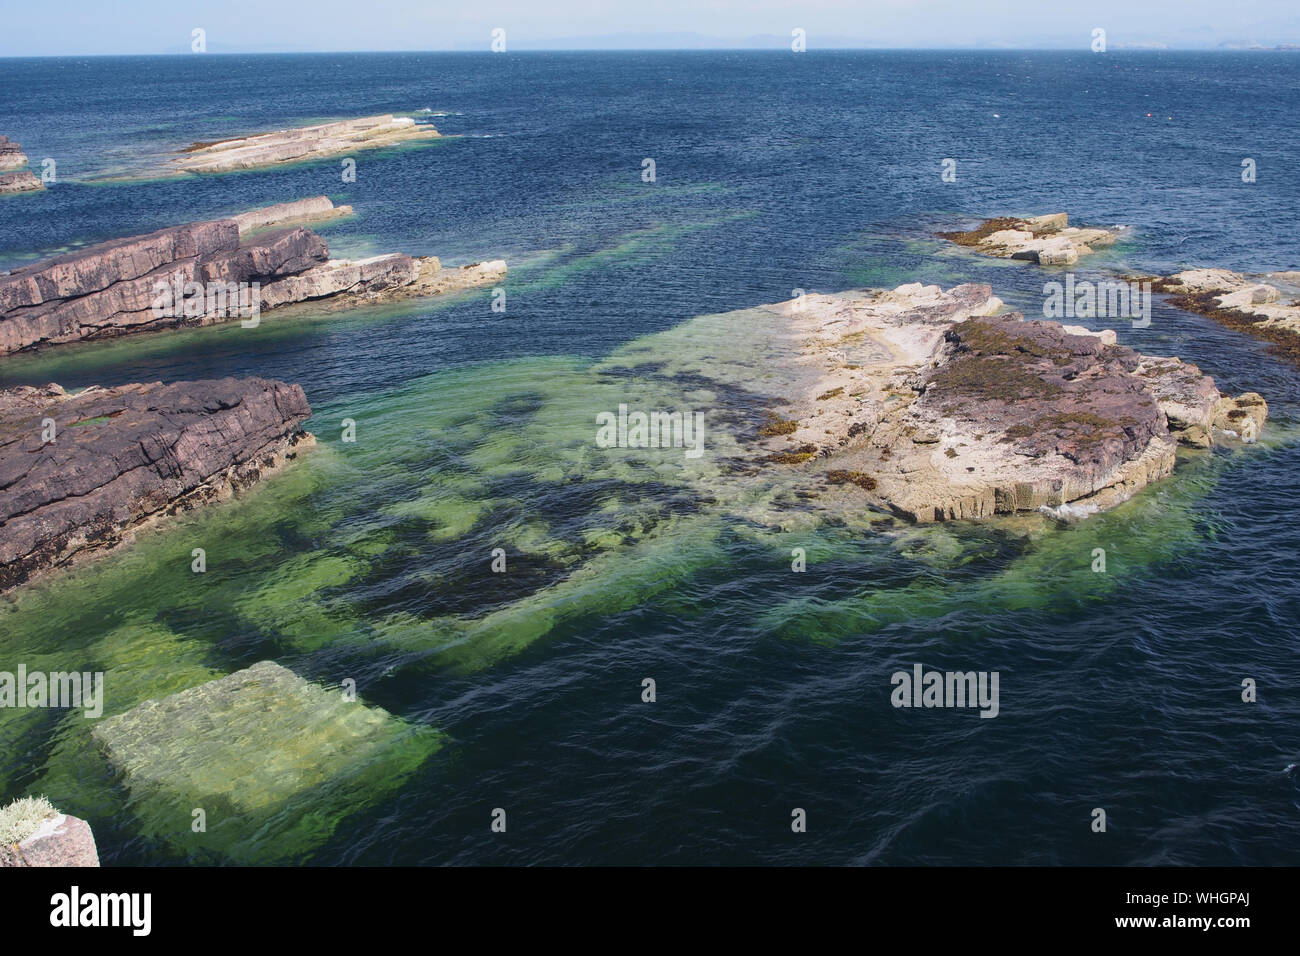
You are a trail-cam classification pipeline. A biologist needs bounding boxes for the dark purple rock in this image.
[924,314,1165,476]
[0,223,331,352]
[0,377,312,592]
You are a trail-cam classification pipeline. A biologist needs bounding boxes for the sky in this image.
[2,0,1300,56]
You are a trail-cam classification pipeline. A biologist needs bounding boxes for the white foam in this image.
[1038,501,1100,522]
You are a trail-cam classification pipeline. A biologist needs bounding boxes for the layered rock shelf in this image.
[229,195,353,234]
[170,114,441,174]
[939,213,1121,265]
[0,136,27,171]
[0,198,505,354]
[0,377,313,593]
[753,282,1265,522]
[0,136,42,195]
[1144,268,1300,365]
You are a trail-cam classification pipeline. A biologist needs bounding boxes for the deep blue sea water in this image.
[0,51,1298,865]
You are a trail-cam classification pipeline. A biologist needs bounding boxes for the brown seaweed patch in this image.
[931,355,1065,403]
[936,217,1025,246]
[758,413,800,437]
[1002,410,1137,454]
[765,443,819,464]
[1143,278,1300,368]
[826,470,877,491]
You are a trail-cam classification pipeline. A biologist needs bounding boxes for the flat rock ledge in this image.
[0,812,100,867]
[171,114,441,174]
[1143,268,1300,366]
[229,195,353,234]
[0,197,505,354]
[0,136,42,195]
[0,377,313,593]
[938,213,1121,265]
[754,282,1265,522]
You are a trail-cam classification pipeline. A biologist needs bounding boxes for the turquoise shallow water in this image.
[0,51,1298,865]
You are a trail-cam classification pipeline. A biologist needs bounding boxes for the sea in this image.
[0,50,1297,865]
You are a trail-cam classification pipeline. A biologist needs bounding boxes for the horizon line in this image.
[3,46,1298,60]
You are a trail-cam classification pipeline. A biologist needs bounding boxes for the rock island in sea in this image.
[732,282,1265,521]
[170,114,442,174]
[0,136,43,195]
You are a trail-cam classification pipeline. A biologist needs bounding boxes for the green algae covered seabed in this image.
[0,291,1286,863]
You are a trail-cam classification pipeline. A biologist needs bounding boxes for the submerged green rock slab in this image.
[91,661,440,863]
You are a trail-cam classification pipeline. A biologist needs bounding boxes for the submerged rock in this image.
[0,198,504,353]
[170,114,440,174]
[91,661,441,863]
[753,282,1265,522]
[938,213,1121,264]
[0,377,312,592]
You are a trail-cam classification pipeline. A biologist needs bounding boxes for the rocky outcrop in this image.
[0,136,27,171]
[754,282,1265,522]
[171,114,441,174]
[0,220,325,352]
[939,213,1121,265]
[0,199,505,354]
[944,213,1300,366]
[0,811,100,867]
[230,195,353,235]
[1144,268,1300,366]
[267,256,509,315]
[0,136,42,195]
[0,171,41,195]
[0,377,313,592]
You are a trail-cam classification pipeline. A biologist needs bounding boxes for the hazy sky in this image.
[3,0,1299,56]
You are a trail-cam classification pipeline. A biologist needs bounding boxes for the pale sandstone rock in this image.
[171,114,441,174]
[230,196,353,235]
[0,135,28,171]
[941,213,1122,265]
[0,136,42,195]
[752,282,1264,523]
[1151,269,1300,362]
[0,170,42,195]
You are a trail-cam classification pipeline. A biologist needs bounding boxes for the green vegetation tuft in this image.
[0,795,57,845]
